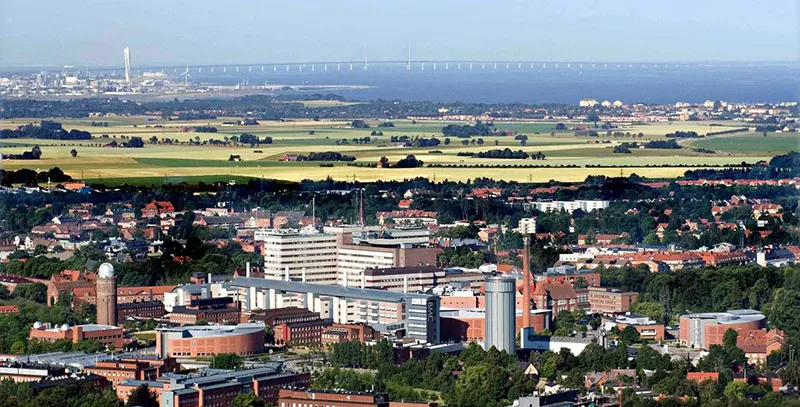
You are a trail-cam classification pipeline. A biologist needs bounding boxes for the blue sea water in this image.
[188,62,800,104]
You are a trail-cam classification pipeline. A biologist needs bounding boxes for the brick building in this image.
[156,324,265,357]
[84,360,160,388]
[29,323,125,347]
[167,297,241,325]
[278,388,390,407]
[117,301,165,321]
[141,201,175,218]
[532,283,578,317]
[322,323,377,345]
[587,287,639,315]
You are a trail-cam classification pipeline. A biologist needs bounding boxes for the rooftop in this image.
[230,277,435,303]
[681,309,765,324]
[157,323,265,338]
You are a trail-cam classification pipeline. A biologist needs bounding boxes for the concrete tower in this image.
[96,262,117,326]
[485,273,516,354]
[123,47,131,83]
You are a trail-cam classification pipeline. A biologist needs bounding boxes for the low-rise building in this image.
[279,388,390,407]
[603,313,665,341]
[29,323,124,347]
[155,324,265,358]
[588,286,639,315]
[167,297,241,325]
[679,310,766,349]
[117,301,165,321]
[83,360,159,388]
[322,323,378,345]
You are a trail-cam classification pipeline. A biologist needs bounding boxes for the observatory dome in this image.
[98,263,115,279]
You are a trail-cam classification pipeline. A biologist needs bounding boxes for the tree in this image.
[723,380,747,401]
[13,283,48,303]
[587,112,600,127]
[212,353,243,369]
[126,384,158,407]
[230,392,266,407]
[781,360,800,387]
[70,149,78,157]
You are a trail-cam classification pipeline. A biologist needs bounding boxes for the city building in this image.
[322,323,378,345]
[96,262,117,326]
[360,266,445,292]
[603,313,665,341]
[0,362,66,383]
[587,286,639,315]
[155,324,266,357]
[117,301,165,321]
[117,364,310,406]
[520,331,603,355]
[532,283,578,317]
[484,274,516,353]
[737,329,785,365]
[83,360,159,387]
[257,229,339,284]
[167,297,241,325]
[679,310,766,349]
[232,277,441,344]
[440,308,550,343]
[538,265,601,287]
[29,323,125,347]
[524,200,609,214]
[278,388,390,407]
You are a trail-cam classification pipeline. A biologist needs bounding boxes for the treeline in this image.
[0,167,72,187]
[298,152,356,162]
[2,146,42,160]
[684,151,799,180]
[442,121,495,138]
[237,133,272,145]
[0,122,92,140]
[475,148,529,159]
[707,127,749,136]
[666,130,702,138]
[190,126,218,133]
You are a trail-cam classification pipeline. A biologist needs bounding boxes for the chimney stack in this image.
[522,235,531,329]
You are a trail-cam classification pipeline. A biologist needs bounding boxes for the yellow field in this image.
[0,118,772,183]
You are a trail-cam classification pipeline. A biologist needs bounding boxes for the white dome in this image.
[33,321,43,329]
[98,263,115,279]
[60,324,70,331]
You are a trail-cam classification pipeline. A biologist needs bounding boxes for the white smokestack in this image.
[302,268,307,283]
[285,266,290,281]
[361,274,365,289]
[403,276,408,293]
[246,262,251,277]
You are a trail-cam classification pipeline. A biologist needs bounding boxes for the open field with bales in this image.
[0,116,784,184]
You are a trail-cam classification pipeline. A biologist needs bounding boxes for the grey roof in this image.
[157,324,265,339]
[230,277,436,303]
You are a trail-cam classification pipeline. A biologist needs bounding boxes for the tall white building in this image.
[258,230,339,284]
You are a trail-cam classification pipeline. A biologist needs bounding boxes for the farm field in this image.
[686,131,800,155]
[0,117,778,184]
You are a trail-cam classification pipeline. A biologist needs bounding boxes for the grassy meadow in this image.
[0,116,781,184]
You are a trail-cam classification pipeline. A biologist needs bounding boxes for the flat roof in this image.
[230,277,435,303]
[157,323,265,338]
[681,309,765,324]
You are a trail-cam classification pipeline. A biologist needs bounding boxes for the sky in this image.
[1,0,798,68]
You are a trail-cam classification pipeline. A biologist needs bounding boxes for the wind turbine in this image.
[181,66,192,86]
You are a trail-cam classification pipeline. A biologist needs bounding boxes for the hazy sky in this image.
[1,0,798,67]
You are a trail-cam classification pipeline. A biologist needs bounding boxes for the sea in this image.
[184,62,800,104]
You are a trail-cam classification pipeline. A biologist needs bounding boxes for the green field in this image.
[687,132,800,155]
[0,117,778,183]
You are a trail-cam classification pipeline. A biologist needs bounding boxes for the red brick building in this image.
[167,297,241,325]
[587,287,639,315]
[278,389,390,407]
[322,323,377,345]
[156,324,265,358]
[29,323,125,347]
[117,301,165,321]
[532,283,578,317]
[84,360,160,387]
[141,201,175,218]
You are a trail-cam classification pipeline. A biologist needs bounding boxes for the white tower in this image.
[123,47,131,83]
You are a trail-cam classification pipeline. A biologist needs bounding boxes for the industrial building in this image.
[231,277,441,344]
[29,323,124,347]
[484,274,517,353]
